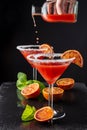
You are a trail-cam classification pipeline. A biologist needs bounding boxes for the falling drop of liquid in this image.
[35,30,38,34]
[32,15,36,27]
[32,15,40,44]
[36,37,39,44]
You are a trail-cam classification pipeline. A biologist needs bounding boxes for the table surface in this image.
[0,82,87,130]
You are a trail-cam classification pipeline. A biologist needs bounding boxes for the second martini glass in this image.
[16,45,46,80]
[27,53,75,121]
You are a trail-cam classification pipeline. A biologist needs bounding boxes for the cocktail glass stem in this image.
[33,68,37,80]
[48,84,53,109]
[48,84,54,124]
[48,83,66,124]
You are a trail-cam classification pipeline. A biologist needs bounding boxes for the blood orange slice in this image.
[21,83,40,99]
[42,87,64,101]
[61,50,83,67]
[34,106,54,122]
[56,78,75,90]
[39,43,54,54]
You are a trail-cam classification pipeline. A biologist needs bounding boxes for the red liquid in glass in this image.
[42,14,76,23]
[35,62,70,84]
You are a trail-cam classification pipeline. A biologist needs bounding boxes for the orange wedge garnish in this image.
[61,50,83,67]
[39,43,54,54]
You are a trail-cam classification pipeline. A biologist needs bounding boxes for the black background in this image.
[1,0,87,84]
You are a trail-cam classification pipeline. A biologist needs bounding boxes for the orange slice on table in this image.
[42,87,64,101]
[61,50,83,67]
[39,43,54,54]
[34,106,54,122]
[21,83,40,99]
[56,78,75,90]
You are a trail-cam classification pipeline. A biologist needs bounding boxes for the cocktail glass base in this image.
[53,110,66,120]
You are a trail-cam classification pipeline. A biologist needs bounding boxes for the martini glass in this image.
[16,45,46,80]
[27,53,75,121]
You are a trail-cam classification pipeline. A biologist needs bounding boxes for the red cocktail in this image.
[27,53,75,121]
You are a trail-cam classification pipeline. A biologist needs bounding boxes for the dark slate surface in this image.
[0,82,87,130]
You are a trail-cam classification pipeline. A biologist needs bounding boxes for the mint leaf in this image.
[17,72,27,81]
[18,76,27,82]
[16,80,27,90]
[26,80,34,85]
[16,72,28,90]
[21,104,36,121]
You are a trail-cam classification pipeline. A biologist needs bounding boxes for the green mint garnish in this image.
[21,104,36,121]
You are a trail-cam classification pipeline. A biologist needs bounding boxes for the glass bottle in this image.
[32,0,78,23]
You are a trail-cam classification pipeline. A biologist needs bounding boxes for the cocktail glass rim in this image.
[16,44,45,51]
[27,53,75,63]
